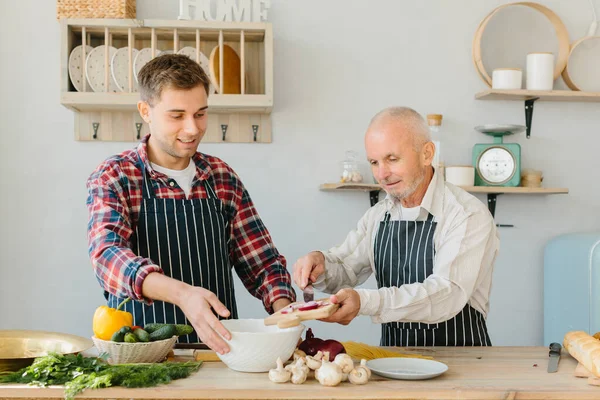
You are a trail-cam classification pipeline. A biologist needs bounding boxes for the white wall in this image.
[1,0,599,346]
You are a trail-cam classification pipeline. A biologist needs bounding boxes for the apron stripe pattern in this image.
[106,156,236,343]
[374,212,491,346]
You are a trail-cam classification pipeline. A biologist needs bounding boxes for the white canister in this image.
[526,52,555,90]
[445,166,475,187]
[492,68,522,89]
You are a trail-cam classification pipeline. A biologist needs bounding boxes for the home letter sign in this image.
[179,0,270,22]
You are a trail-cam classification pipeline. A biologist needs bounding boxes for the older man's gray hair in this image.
[368,107,431,150]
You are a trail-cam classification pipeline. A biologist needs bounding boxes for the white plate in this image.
[68,45,93,91]
[134,48,162,84]
[366,357,448,380]
[111,47,139,92]
[475,124,526,136]
[177,46,215,94]
[85,45,119,93]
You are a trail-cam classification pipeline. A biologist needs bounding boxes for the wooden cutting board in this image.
[264,298,339,329]
[209,44,241,94]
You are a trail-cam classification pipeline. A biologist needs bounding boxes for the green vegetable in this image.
[133,328,150,342]
[110,326,132,342]
[144,323,193,336]
[124,332,138,343]
[173,324,194,336]
[0,352,202,400]
[149,324,176,341]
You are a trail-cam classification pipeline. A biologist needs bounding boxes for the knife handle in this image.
[549,342,562,354]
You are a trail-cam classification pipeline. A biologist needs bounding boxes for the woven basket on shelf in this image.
[57,0,136,19]
[92,335,177,364]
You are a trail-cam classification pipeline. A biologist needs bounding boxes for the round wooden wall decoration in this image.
[472,2,570,88]
[562,36,600,91]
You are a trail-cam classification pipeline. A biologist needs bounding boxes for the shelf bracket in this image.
[524,97,539,139]
[487,193,501,218]
[369,190,380,207]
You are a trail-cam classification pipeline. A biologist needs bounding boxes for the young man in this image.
[293,107,499,346]
[87,54,295,354]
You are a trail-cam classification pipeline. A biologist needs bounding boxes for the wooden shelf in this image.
[319,183,381,191]
[319,183,569,216]
[320,183,568,195]
[60,18,273,142]
[460,186,568,195]
[475,89,600,102]
[60,93,272,113]
[475,89,600,138]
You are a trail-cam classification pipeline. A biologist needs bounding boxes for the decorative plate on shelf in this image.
[111,47,139,92]
[134,48,162,84]
[85,45,119,93]
[209,44,242,94]
[177,46,215,94]
[68,45,93,92]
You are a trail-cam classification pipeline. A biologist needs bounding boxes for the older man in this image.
[293,107,499,346]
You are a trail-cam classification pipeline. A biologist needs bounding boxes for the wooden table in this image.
[1,347,598,399]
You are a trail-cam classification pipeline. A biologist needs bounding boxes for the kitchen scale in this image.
[472,124,525,187]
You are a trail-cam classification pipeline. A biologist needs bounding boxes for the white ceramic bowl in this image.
[216,319,304,372]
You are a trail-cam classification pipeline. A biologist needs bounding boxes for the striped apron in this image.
[374,212,492,346]
[106,157,236,343]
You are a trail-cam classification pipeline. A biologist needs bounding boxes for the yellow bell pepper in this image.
[92,297,133,340]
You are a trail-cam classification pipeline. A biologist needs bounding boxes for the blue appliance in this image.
[544,233,600,345]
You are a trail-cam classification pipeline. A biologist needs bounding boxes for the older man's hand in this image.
[319,288,361,325]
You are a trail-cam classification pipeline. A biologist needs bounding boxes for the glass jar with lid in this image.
[340,150,364,183]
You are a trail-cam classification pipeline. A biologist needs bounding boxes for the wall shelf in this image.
[475,89,600,138]
[60,19,273,142]
[319,183,569,217]
[475,89,600,102]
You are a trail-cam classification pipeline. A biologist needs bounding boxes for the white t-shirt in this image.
[151,160,196,198]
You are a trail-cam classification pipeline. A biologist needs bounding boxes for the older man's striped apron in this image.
[106,157,236,343]
[374,212,491,346]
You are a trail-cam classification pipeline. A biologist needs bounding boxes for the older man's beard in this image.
[388,168,425,201]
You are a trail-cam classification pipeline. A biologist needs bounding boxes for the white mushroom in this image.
[290,358,309,384]
[315,358,343,387]
[333,353,354,381]
[292,349,306,361]
[360,359,372,379]
[286,357,309,374]
[306,350,324,370]
[268,357,291,383]
[348,360,371,385]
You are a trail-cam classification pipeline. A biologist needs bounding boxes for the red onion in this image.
[297,328,346,361]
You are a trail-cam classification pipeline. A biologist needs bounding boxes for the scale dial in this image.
[477,146,516,184]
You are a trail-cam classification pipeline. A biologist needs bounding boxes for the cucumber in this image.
[149,324,176,341]
[124,332,138,343]
[144,323,193,336]
[173,324,194,336]
[110,326,132,342]
[133,328,150,342]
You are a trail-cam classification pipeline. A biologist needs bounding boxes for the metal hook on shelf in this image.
[221,124,228,141]
[135,122,143,140]
[252,124,259,142]
[92,122,100,139]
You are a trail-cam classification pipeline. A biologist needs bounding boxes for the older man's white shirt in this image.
[313,169,499,324]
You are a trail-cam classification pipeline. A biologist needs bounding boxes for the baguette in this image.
[563,331,600,378]
[575,362,593,378]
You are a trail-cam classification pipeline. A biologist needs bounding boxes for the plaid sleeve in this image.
[86,162,163,303]
[225,173,296,314]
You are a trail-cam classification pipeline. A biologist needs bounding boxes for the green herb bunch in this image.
[0,352,202,400]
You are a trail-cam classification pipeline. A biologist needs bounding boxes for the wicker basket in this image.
[57,0,136,19]
[92,335,177,364]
